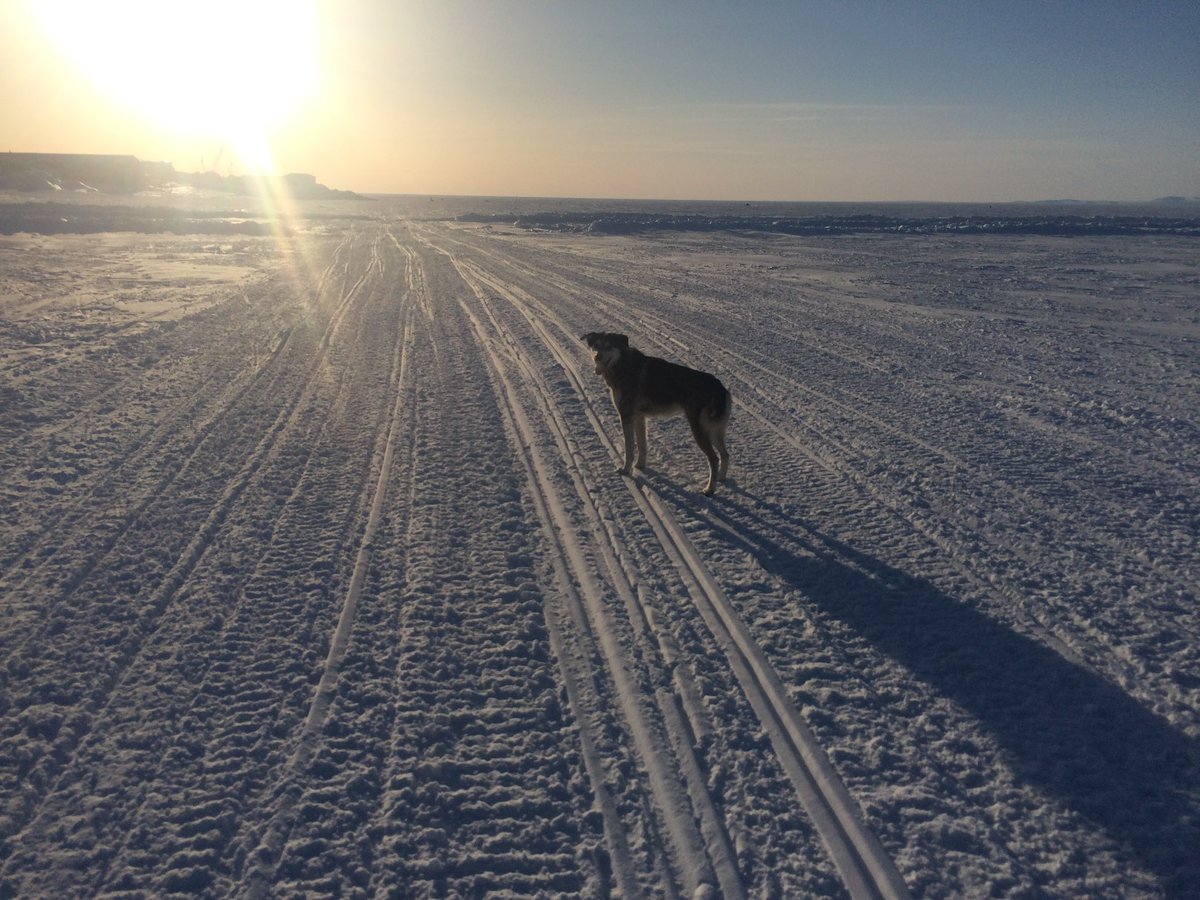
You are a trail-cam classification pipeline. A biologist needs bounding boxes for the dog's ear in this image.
[612,334,629,350]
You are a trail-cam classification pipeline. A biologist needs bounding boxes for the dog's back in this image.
[633,350,730,421]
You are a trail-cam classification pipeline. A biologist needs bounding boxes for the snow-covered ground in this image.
[1,197,1197,897]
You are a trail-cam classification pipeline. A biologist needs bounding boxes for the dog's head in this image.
[582,332,628,375]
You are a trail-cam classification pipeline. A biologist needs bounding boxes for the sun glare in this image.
[28,0,319,174]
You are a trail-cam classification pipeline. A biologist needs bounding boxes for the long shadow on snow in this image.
[653,478,1200,896]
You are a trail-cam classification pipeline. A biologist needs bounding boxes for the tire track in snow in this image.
[0,235,349,636]
[0,233,388,864]
[15,229,410,897]
[0,319,294,639]
[433,228,1094,665]
[591,290,1102,667]
[241,296,417,898]
[444,247,910,900]
[456,298,723,896]
[422,248,739,895]
[428,234,999,861]
[340,239,607,895]
[632,485,911,900]
[0,233,356,597]
[449,228,1198,686]
[431,227,1085,687]
[229,232,603,895]
[426,224,1200,894]
[489,235,972,475]
[92,233,409,897]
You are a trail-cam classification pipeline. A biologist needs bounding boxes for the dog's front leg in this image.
[619,412,637,476]
[634,415,648,469]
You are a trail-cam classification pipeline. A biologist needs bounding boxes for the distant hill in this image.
[1033,196,1200,206]
[0,153,147,193]
[171,169,365,200]
[0,152,364,200]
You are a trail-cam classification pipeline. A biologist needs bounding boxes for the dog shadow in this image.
[652,477,1200,896]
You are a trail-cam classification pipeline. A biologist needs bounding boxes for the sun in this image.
[27,0,320,174]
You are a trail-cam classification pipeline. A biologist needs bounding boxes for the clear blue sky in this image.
[5,0,1198,200]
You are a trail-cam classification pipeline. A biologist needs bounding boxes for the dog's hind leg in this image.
[619,413,637,475]
[714,389,731,482]
[714,420,730,482]
[634,414,648,469]
[688,414,721,495]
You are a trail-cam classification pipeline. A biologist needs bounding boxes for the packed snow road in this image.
[0,211,1196,897]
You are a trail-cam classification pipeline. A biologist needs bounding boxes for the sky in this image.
[2,0,1197,202]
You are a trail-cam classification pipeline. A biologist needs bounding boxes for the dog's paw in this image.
[617,466,633,477]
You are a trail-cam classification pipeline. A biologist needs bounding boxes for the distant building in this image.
[0,152,167,193]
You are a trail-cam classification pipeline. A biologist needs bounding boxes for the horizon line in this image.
[357,191,1200,207]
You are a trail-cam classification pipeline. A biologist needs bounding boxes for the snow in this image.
[1,195,1197,897]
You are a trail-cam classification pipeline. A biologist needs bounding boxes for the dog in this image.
[582,332,731,494]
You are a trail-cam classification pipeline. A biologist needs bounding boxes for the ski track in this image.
[448,250,742,898]
[1,213,1197,898]
[0,233,355,613]
[2,231,380,887]
[428,225,1199,714]
[439,239,908,898]
[413,221,1200,897]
